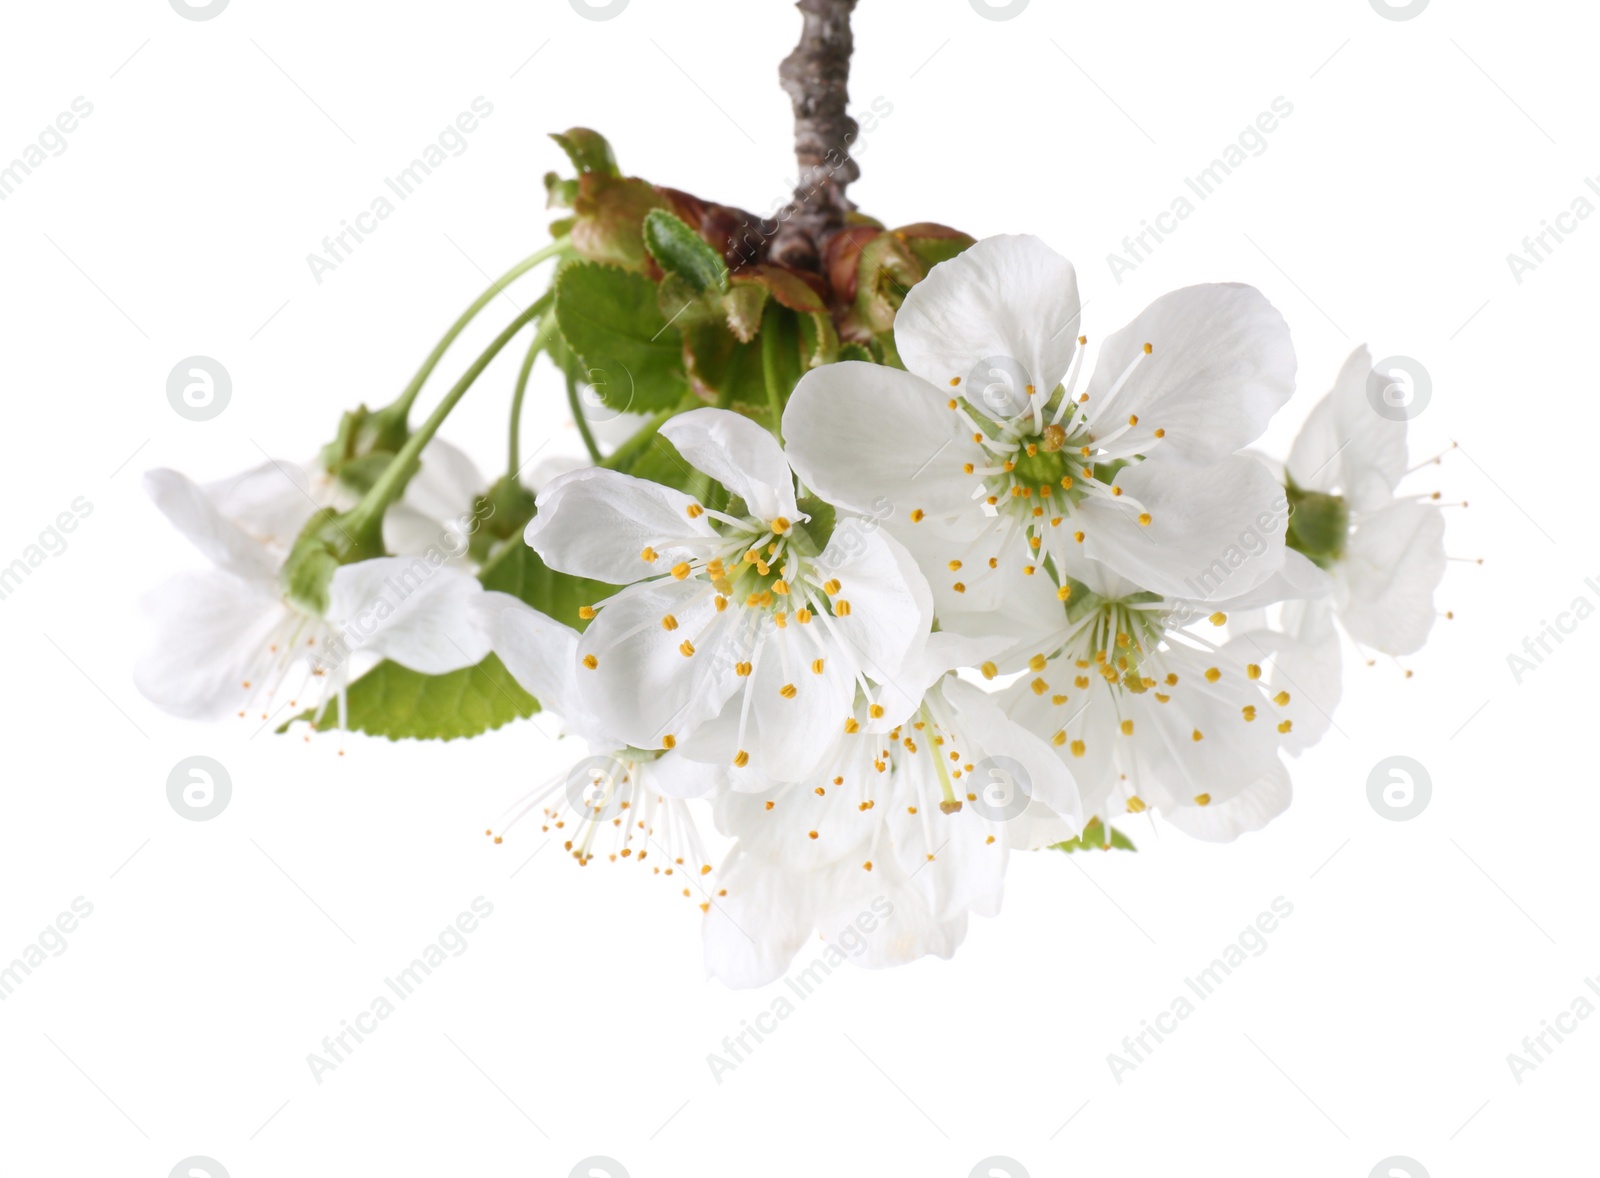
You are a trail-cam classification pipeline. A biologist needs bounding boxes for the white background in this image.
[0,1,1594,1175]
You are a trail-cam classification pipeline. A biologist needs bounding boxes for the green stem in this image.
[506,293,557,475]
[565,369,605,466]
[349,302,544,541]
[393,238,568,419]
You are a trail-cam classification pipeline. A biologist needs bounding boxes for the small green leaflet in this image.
[644,209,727,294]
[1051,818,1137,853]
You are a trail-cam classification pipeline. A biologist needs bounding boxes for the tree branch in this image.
[771,0,860,271]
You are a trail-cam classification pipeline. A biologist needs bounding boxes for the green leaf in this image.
[645,209,727,294]
[554,262,689,413]
[1051,818,1137,853]
[288,655,537,742]
[838,342,874,364]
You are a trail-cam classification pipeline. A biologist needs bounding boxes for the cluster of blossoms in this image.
[138,130,1451,988]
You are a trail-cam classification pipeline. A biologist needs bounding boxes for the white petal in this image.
[134,570,290,720]
[1162,759,1291,842]
[203,459,327,550]
[895,234,1083,397]
[784,362,987,519]
[577,578,739,750]
[703,848,816,988]
[644,751,719,800]
[1087,284,1296,464]
[660,408,797,524]
[325,557,491,674]
[524,467,717,584]
[811,858,968,972]
[1338,501,1446,654]
[144,469,281,582]
[483,593,619,745]
[1287,346,1409,510]
[1080,454,1287,600]
[404,437,487,525]
[945,677,1081,828]
[1245,604,1342,754]
[818,527,935,687]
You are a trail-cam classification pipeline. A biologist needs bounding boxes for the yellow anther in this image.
[1142,342,1153,355]
[980,661,998,680]
[661,614,679,631]
[1070,739,1086,757]
[679,640,695,657]
[779,683,797,699]
[686,504,704,518]
[1120,719,1134,735]
[1247,664,1261,680]
[662,734,677,749]
[1209,612,1227,626]
[578,605,597,620]
[1195,793,1211,806]
[640,547,658,563]
[771,517,791,534]
[1273,690,1291,706]
[671,562,691,580]
[811,658,825,674]
[1127,795,1147,813]
[1191,728,1204,742]
[582,654,598,670]
[1138,512,1152,526]
[733,750,749,767]
[1204,667,1221,683]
